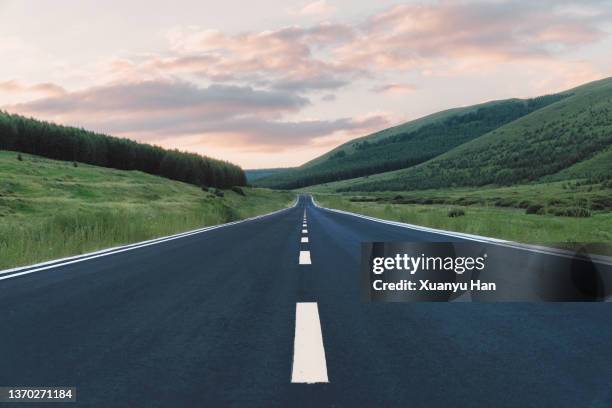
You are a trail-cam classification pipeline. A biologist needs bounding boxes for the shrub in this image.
[73,161,78,168]
[590,196,612,211]
[395,198,418,204]
[561,207,592,217]
[349,196,376,202]
[494,198,514,207]
[455,197,479,206]
[518,200,531,209]
[525,204,543,214]
[447,208,466,217]
[231,186,245,196]
[17,154,22,161]
[208,187,224,197]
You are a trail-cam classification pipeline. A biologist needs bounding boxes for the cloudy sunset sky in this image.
[1,0,611,168]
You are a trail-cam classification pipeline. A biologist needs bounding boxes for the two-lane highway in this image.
[1,195,611,407]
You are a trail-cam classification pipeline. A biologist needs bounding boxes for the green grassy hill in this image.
[0,151,294,269]
[314,77,612,192]
[254,94,569,189]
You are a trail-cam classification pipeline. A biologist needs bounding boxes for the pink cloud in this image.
[107,23,357,92]
[3,79,388,152]
[0,80,66,97]
[91,0,611,111]
[335,1,609,70]
[297,0,336,18]
[370,83,416,95]
[105,1,610,94]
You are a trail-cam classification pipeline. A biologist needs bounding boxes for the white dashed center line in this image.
[302,229,308,234]
[301,237,309,243]
[291,302,328,383]
[299,250,311,264]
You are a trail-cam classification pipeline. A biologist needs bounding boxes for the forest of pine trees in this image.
[0,111,246,188]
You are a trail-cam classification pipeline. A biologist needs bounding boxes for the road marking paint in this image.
[302,229,308,234]
[301,237,309,243]
[299,250,311,264]
[291,302,328,383]
[302,223,307,227]
[0,196,302,281]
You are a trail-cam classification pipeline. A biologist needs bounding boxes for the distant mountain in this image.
[245,168,291,183]
[317,77,612,192]
[254,93,569,189]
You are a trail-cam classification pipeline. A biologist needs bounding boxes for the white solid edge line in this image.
[302,229,308,234]
[310,196,612,266]
[0,196,300,281]
[291,302,328,383]
[299,250,312,265]
[301,237,309,243]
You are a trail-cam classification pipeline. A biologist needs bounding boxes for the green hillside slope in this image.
[300,102,492,167]
[255,94,568,189]
[546,146,612,181]
[326,77,612,192]
[0,151,294,269]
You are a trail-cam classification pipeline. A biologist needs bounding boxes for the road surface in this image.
[0,195,610,407]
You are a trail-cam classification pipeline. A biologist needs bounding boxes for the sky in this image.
[1,0,611,168]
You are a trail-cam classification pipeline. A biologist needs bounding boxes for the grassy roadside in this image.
[313,186,612,252]
[0,151,294,270]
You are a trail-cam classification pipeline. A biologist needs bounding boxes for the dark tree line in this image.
[0,111,246,188]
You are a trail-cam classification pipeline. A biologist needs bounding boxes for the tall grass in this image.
[0,193,292,270]
[0,151,294,269]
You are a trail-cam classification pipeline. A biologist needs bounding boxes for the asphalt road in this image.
[0,195,610,407]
